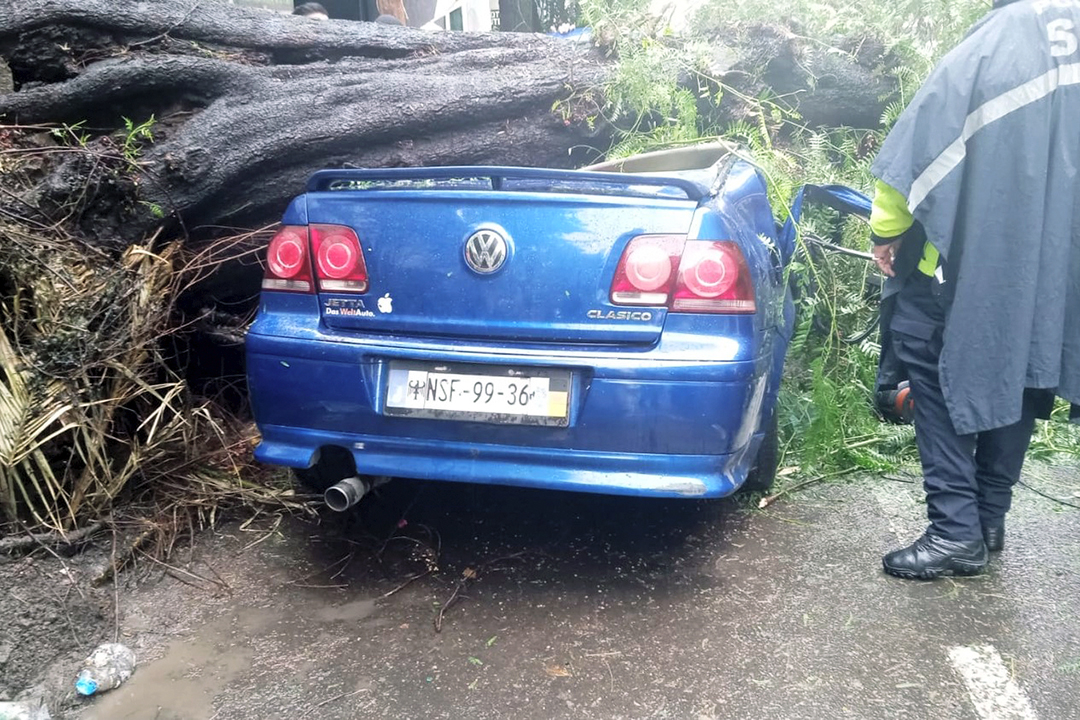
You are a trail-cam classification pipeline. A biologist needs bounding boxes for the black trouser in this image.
[891,274,1037,542]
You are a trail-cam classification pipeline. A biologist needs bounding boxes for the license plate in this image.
[384,361,571,426]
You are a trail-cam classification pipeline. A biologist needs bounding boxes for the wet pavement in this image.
[64,462,1079,719]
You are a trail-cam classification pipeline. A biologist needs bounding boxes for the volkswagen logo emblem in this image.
[463,229,508,274]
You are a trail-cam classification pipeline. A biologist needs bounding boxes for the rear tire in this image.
[742,410,779,494]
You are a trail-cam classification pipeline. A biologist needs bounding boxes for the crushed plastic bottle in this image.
[74,643,136,697]
[0,700,51,720]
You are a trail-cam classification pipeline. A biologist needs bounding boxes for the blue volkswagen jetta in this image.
[246,144,865,509]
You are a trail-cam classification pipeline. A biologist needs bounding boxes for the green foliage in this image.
[140,200,167,219]
[578,0,988,161]
[121,114,156,166]
[694,0,989,93]
[577,0,653,49]
[778,350,918,475]
[1028,401,1080,461]
[50,121,90,148]
[578,0,728,157]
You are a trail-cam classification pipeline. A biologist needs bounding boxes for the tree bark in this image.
[0,0,608,232]
[700,24,896,132]
[0,0,546,63]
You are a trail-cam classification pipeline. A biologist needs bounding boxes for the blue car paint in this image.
[248,162,869,498]
[303,191,699,343]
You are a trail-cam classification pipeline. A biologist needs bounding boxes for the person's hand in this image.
[873,238,902,277]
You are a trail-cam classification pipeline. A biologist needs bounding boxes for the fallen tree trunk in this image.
[0,0,898,236]
[141,48,606,229]
[736,25,895,131]
[0,0,609,230]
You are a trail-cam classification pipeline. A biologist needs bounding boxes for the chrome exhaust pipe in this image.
[324,476,371,512]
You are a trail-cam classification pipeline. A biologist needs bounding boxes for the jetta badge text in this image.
[463,229,508,274]
[588,310,654,321]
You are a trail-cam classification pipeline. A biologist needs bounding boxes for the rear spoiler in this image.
[306,166,709,202]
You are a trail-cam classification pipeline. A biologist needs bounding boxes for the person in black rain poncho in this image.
[869,0,1080,579]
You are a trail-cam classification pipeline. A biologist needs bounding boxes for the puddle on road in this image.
[80,598,378,720]
[81,607,277,720]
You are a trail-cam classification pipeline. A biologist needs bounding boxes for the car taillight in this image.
[263,225,314,293]
[610,236,755,314]
[310,224,368,293]
[671,240,755,313]
[610,235,685,305]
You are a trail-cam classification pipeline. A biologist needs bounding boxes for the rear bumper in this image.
[257,425,764,498]
[256,424,763,498]
[247,328,771,499]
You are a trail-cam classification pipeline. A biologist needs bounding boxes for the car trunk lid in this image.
[305,168,703,345]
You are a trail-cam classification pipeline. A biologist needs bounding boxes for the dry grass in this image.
[0,124,305,545]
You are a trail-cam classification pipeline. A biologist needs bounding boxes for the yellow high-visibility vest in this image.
[870,180,939,276]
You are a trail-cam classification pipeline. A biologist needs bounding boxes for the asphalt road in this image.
[62,462,1079,720]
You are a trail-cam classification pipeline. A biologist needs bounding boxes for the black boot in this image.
[983,520,1005,552]
[882,533,988,580]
